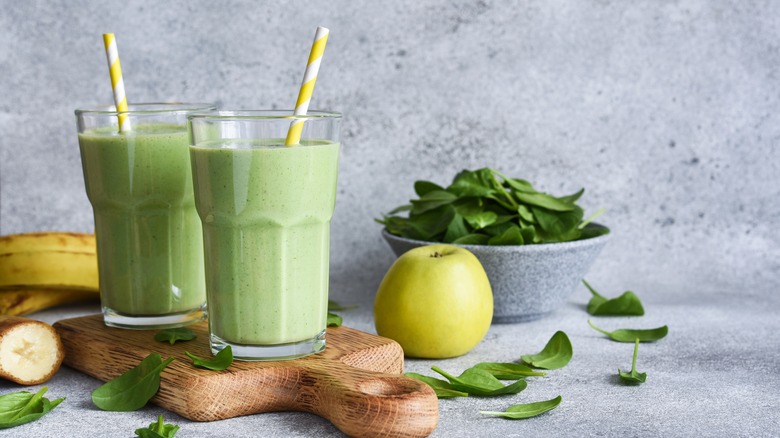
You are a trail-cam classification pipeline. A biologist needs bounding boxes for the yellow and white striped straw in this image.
[102,33,131,133]
[284,26,329,146]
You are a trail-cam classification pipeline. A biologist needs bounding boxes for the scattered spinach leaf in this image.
[185,346,233,371]
[431,366,527,396]
[0,387,63,429]
[92,353,175,411]
[405,373,469,398]
[520,331,573,370]
[135,415,180,438]
[584,280,645,316]
[154,328,197,345]
[376,168,607,245]
[327,299,357,327]
[588,320,668,342]
[480,395,562,419]
[618,339,647,384]
[471,362,547,379]
[327,300,357,311]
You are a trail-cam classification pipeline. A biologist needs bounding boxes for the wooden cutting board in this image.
[53,314,438,438]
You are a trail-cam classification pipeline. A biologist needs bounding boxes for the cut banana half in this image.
[0,316,64,385]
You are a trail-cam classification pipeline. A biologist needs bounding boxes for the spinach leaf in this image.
[185,346,233,371]
[470,362,546,379]
[92,353,175,411]
[449,169,498,198]
[451,234,490,245]
[579,223,610,240]
[491,170,537,194]
[135,415,180,438]
[619,339,647,384]
[482,218,516,237]
[517,204,535,223]
[327,300,357,311]
[480,395,562,420]
[463,211,498,230]
[327,299,355,327]
[519,226,538,243]
[444,214,469,242]
[376,215,421,240]
[431,366,527,396]
[532,205,583,242]
[515,192,575,212]
[386,204,412,215]
[405,373,469,398]
[558,188,585,204]
[409,205,456,240]
[0,387,63,429]
[521,331,573,370]
[453,197,484,217]
[414,180,444,197]
[154,328,197,345]
[584,280,645,316]
[487,225,524,245]
[588,320,668,342]
[410,190,458,215]
[377,168,604,245]
[579,208,605,229]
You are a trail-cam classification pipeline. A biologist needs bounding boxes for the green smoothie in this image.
[79,123,206,318]
[190,139,339,346]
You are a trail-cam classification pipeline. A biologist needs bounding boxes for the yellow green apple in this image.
[374,244,493,358]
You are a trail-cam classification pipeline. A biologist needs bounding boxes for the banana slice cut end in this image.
[0,317,64,385]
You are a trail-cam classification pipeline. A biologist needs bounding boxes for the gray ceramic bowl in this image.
[381,224,610,323]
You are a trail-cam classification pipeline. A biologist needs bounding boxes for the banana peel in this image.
[0,251,99,290]
[0,288,99,316]
[0,232,100,315]
[0,232,95,256]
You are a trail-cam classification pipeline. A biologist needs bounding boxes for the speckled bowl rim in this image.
[381,223,611,254]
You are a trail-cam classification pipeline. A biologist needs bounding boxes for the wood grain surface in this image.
[54,314,438,438]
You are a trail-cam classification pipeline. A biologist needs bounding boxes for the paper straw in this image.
[102,33,131,133]
[284,26,329,146]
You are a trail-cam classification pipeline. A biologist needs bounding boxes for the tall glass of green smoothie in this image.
[188,110,341,361]
[76,103,215,329]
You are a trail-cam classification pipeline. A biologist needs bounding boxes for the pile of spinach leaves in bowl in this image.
[376,168,608,245]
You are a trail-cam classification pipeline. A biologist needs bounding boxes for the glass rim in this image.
[187,110,342,121]
[75,102,217,116]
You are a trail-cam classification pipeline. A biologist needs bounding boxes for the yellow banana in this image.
[0,288,99,316]
[0,232,96,256]
[0,251,98,290]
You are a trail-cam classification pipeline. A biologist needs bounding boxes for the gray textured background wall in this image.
[1,0,778,308]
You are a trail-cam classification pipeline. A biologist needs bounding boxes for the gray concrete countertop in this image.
[7,276,779,438]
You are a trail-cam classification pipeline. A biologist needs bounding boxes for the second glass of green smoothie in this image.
[77,102,215,329]
[188,110,341,361]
